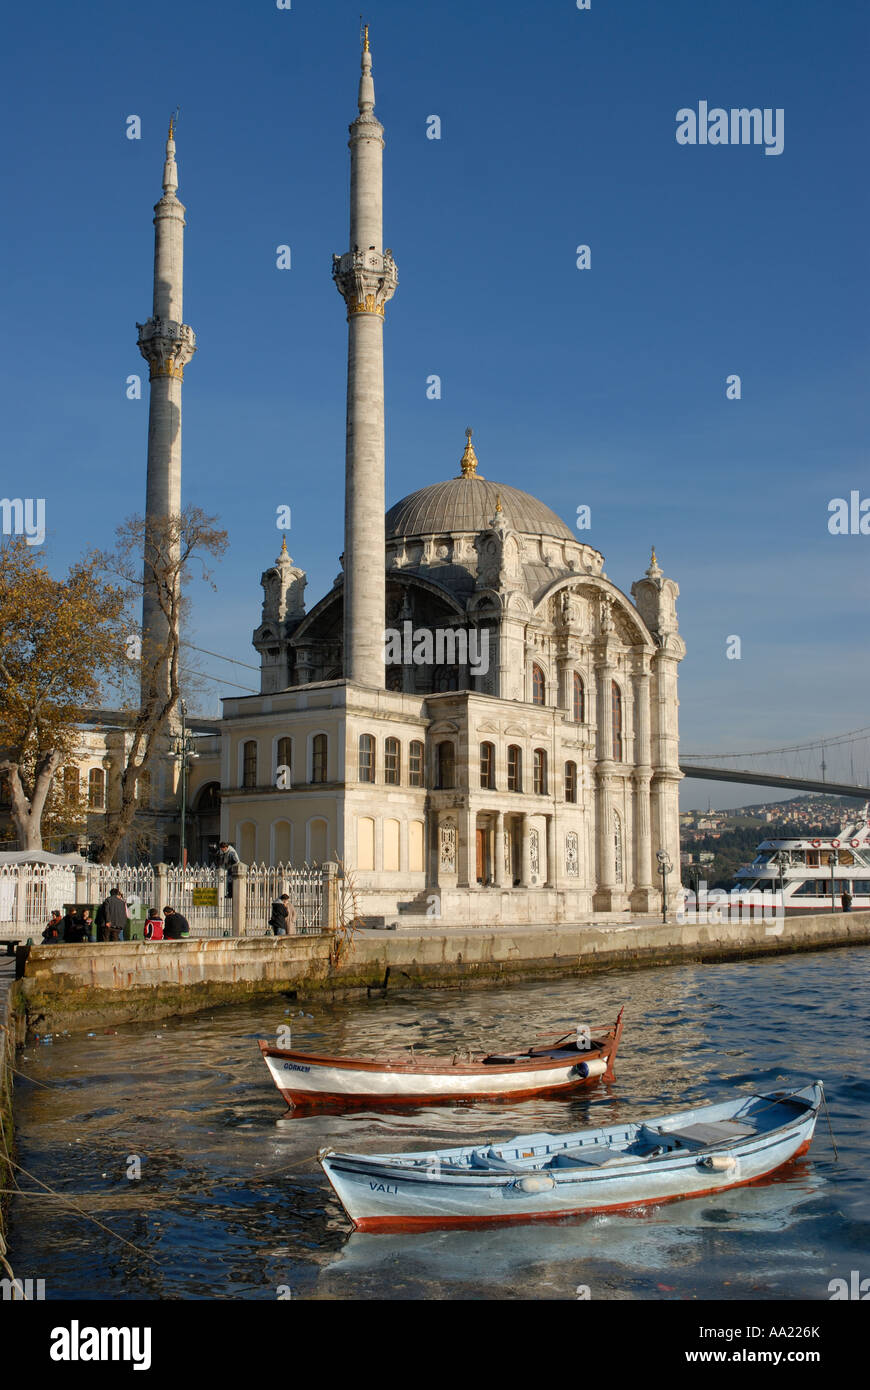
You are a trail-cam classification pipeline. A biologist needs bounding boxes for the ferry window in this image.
[794,880,821,896]
[851,880,870,894]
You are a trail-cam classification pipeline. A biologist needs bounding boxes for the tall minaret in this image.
[332,27,398,687]
[136,119,196,705]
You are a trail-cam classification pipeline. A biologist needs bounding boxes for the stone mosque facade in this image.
[19,35,684,925]
[211,34,685,924]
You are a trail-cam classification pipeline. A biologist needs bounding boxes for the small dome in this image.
[386,430,575,542]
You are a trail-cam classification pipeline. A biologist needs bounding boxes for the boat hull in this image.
[260,1014,622,1109]
[319,1085,821,1232]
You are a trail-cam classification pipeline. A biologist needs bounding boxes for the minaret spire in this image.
[332,32,398,687]
[136,121,196,709]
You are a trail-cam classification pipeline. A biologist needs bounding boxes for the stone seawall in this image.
[14,910,870,1035]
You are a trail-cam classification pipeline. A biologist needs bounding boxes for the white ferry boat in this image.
[733,803,870,913]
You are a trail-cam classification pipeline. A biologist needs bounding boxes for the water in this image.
[7,948,869,1300]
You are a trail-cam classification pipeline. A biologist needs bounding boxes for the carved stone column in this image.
[545,813,555,888]
[493,810,504,888]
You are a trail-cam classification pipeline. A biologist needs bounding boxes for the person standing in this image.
[217,842,240,898]
[62,908,88,944]
[841,889,853,913]
[95,887,127,942]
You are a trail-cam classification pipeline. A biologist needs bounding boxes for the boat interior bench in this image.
[647,1119,757,1149]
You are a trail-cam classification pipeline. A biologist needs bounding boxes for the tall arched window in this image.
[507,745,522,793]
[573,672,585,723]
[384,737,400,785]
[358,734,375,783]
[88,767,105,809]
[479,742,495,790]
[532,664,546,706]
[63,767,79,802]
[136,770,151,807]
[312,734,328,783]
[409,740,424,787]
[533,748,548,795]
[565,761,577,803]
[243,740,258,788]
[276,737,292,778]
[611,680,623,761]
[436,741,455,789]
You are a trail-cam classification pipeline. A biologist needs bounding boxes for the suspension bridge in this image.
[680,724,870,800]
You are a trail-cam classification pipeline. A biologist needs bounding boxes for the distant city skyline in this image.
[3,0,867,812]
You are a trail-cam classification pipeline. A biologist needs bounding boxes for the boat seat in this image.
[653,1119,757,1149]
[469,1148,523,1173]
[547,1148,636,1169]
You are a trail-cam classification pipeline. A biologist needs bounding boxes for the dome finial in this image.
[647,545,662,577]
[460,426,479,478]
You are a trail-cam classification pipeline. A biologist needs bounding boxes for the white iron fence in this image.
[0,860,330,940]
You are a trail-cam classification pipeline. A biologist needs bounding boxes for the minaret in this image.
[136,119,196,706]
[332,27,398,687]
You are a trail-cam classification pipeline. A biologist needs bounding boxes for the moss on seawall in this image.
[10,910,870,1036]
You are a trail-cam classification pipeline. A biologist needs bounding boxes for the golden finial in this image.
[168,115,174,140]
[363,23,370,51]
[495,494,502,513]
[651,545,657,566]
[280,536,289,555]
[460,426,479,478]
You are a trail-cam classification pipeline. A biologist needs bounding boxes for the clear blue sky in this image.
[2,0,868,809]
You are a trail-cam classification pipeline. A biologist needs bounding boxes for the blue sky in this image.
[2,0,868,809]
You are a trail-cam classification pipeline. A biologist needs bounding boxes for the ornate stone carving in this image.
[440,817,457,873]
[332,247,398,318]
[504,831,511,876]
[529,827,539,879]
[137,317,196,380]
[565,831,579,878]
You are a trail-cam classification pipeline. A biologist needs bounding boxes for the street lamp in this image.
[168,700,199,867]
[829,846,838,914]
[656,849,672,924]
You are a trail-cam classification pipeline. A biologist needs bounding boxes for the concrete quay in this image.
[9,909,870,1036]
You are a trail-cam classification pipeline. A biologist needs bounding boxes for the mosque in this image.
[10,34,685,925]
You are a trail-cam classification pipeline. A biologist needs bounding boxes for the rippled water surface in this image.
[7,947,869,1300]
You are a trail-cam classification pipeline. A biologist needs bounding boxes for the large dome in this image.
[385,432,574,543]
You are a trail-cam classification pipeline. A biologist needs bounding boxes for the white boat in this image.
[260,1010,624,1109]
[732,803,870,913]
[318,1082,822,1232]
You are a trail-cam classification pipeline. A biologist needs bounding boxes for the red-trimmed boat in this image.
[259,1009,624,1110]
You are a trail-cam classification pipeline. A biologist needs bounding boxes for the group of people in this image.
[42,888,191,943]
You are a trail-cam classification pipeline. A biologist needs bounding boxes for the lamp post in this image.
[829,846,838,914]
[168,700,199,867]
[656,849,672,925]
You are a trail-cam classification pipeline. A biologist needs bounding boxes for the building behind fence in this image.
[0,861,335,940]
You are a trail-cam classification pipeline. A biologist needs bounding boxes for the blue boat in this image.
[318,1082,822,1232]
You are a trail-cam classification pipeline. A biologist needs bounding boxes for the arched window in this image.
[611,681,623,761]
[409,740,424,787]
[532,664,546,706]
[533,748,548,795]
[88,767,105,810]
[276,737,292,778]
[479,741,495,790]
[312,734,328,784]
[507,745,522,793]
[243,740,258,788]
[565,761,577,803]
[63,767,80,802]
[573,672,585,723]
[436,741,455,790]
[384,737,400,785]
[358,734,375,784]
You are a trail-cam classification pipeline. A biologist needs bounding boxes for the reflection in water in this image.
[7,949,869,1300]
